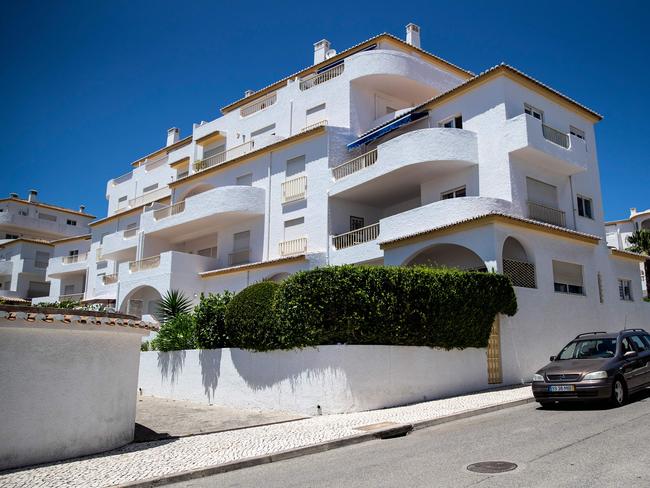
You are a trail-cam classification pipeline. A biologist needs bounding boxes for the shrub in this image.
[224,281,281,351]
[34,300,80,309]
[157,289,193,324]
[194,291,235,348]
[273,265,517,350]
[150,313,197,351]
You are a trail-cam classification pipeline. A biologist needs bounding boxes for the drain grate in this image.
[467,461,518,474]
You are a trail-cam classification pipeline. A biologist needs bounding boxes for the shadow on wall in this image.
[157,350,186,384]
[199,349,221,402]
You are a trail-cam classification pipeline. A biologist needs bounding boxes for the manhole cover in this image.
[467,461,518,474]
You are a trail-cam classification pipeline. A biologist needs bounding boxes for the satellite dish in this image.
[325,49,337,59]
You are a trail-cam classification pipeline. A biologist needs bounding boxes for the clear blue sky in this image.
[1,0,648,220]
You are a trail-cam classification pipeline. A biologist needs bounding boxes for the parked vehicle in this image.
[532,329,650,407]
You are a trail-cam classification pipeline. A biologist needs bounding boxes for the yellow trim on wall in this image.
[610,249,647,262]
[169,157,190,169]
[89,197,171,227]
[195,131,226,146]
[200,255,307,278]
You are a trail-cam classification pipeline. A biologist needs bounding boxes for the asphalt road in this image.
[173,391,650,488]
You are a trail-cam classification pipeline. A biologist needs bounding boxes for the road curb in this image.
[113,395,535,487]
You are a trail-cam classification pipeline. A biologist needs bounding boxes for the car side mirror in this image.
[549,356,556,362]
[624,350,638,359]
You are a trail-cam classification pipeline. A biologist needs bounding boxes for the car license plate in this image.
[548,385,575,392]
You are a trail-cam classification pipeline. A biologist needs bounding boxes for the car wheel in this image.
[610,378,627,407]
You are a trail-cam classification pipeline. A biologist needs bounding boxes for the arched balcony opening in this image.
[404,243,487,272]
[501,237,537,288]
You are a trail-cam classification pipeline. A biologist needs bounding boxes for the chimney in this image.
[166,128,180,146]
[630,207,637,217]
[28,189,38,203]
[79,205,86,213]
[406,23,421,48]
[244,89,254,97]
[313,39,331,65]
[9,192,18,199]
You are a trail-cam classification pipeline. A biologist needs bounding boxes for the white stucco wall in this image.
[0,321,147,470]
[138,345,489,415]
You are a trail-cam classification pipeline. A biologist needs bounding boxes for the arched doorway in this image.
[120,286,163,321]
[501,237,536,288]
[404,243,487,272]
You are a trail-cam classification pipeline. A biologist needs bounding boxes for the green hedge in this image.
[151,313,197,352]
[273,265,517,350]
[224,281,281,351]
[194,291,234,349]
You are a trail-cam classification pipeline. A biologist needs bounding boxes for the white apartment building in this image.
[44,25,648,382]
[0,191,94,300]
[606,207,650,297]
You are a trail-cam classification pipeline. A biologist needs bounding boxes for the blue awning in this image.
[347,111,429,149]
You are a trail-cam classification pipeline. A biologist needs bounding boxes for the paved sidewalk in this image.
[0,386,533,488]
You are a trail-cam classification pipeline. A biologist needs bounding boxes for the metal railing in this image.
[542,124,570,149]
[240,93,277,117]
[300,119,328,133]
[281,176,307,203]
[123,227,139,239]
[153,201,186,220]
[332,223,380,249]
[228,249,250,266]
[332,149,378,180]
[299,63,345,91]
[193,141,255,173]
[279,237,307,256]
[111,172,133,186]
[128,187,170,209]
[102,273,118,285]
[527,201,566,227]
[128,255,161,273]
[58,293,84,302]
[62,253,88,264]
[502,259,537,288]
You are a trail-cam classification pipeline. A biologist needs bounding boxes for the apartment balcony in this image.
[281,176,307,204]
[329,128,478,202]
[527,201,566,228]
[506,113,589,175]
[102,273,119,285]
[47,253,88,278]
[114,187,172,214]
[299,63,345,91]
[193,141,255,174]
[240,93,277,117]
[140,186,265,241]
[100,228,139,261]
[279,237,307,257]
[330,223,382,265]
[118,251,217,290]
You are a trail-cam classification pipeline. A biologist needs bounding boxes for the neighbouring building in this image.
[43,25,648,383]
[0,191,94,301]
[606,207,650,297]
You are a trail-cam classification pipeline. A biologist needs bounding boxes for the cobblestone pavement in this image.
[0,386,532,488]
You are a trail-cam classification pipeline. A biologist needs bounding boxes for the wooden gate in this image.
[487,317,503,384]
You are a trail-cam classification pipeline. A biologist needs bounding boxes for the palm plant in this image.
[626,229,650,296]
[156,289,193,324]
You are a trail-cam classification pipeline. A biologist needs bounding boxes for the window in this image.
[143,183,159,193]
[597,272,604,303]
[524,104,544,121]
[96,260,108,270]
[552,260,584,295]
[618,279,633,301]
[251,124,276,138]
[198,247,218,258]
[526,177,558,208]
[35,251,50,269]
[284,217,305,240]
[118,195,128,204]
[236,173,253,186]
[204,144,225,159]
[66,219,77,226]
[621,337,634,355]
[441,186,467,200]
[38,212,57,222]
[286,155,306,177]
[439,115,463,129]
[63,284,75,295]
[5,233,18,240]
[177,170,189,179]
[233,231,250,252]
[69,250,79,257]
[570,126,585,140]
[18,209,28,216]
[350,216,365,231]
[630,335,647,351]
[577,196,593,219]
[306,103,326,116]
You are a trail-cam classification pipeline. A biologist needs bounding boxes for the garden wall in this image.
[138,345,490,416]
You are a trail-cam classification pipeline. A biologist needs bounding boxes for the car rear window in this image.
[630,335,647,351]
[557,338,617,359]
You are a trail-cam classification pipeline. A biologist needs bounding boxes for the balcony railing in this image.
[299,63,345,91]
[527,201,566,227]
[332,223,380,249]
[281,176,307,204]
[228,249,250,266]
[153,201,186,220]
[193,141,255,173]
[62,253,88,265]
[128,255,161,273]
[111,171,133,186]
[240,93,277,117]
[502,259,537,288]
[542,124,570,149]
[128,187,170,209]
[279,237,307,256]
[59,293,84,302]
[332,149,378,180]
[123,227,139,239]
[300,119,328,133]
[102,273,118,285]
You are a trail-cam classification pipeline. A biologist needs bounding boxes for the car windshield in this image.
[557,338,616,360]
